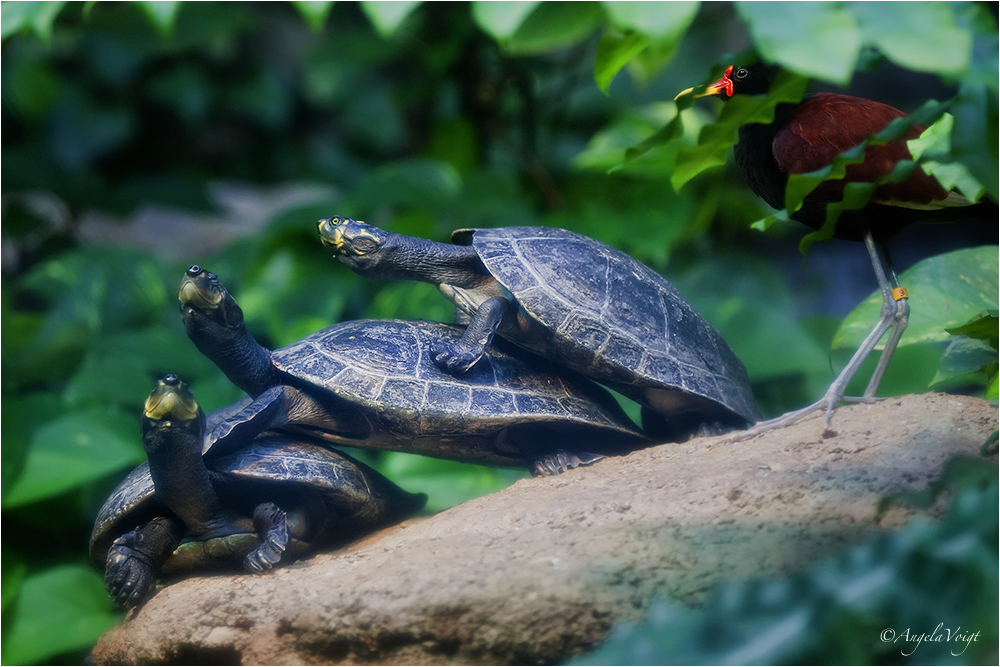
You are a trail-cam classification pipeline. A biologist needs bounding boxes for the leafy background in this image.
[2,1,997,664]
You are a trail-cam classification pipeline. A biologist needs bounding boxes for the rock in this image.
[92,393,997,665]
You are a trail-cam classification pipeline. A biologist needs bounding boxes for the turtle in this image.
[317,217,760,439]
[90,375,427,609]
[179,266,648,476]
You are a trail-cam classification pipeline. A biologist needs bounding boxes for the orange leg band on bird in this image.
[892,287,908,300]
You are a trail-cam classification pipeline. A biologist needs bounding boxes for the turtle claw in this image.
[430,341,483,375]
[104,517,180,609]
[104,517,179,609]
[244,503,288,573]
[531,450,605,477]
[106,534,158,608]
[690,421,734,439]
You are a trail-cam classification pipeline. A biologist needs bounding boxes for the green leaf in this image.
[235,247,355,349]
[951,83,1000,200]
[502,1,603,55]
[471,0,541,41]
[1,1,67,42]
[594,32,648,93]
[601,1,699,41]
[351,158,463,211]
[596,0,700,87]
[292,0,334,32]
[853,2,972,77]
[784,143,866,212]
[930,337,997,388]
[906,113,954,162]
[136,1,182,38]
[18,248,170,343]
[360,0,422,38]
[547,183,697,269]
[364,281,455,324]
[908,113,986,201]
[146,63,213,124]
[63,326,219,409]
[378,452,524,513]
[1,559,28,614]
[670,70,809,190]
[619,95,691,167]
[796,179,877,253]
[736,1,861,84]
[919,160,986,202]
[0,393,63,497]
[224,64,294,129]
[3,409,145,507]
[576,102,707,174]
[47,86,138,169]
[939,312,1000,394]
[946,313,999,346]
[2,565,119,665]
[834,246,1000,351]
[2,47,60,118]
[427,118,479,174]
[624,39,691,88]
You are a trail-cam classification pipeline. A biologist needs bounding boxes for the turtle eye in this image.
[735,68,749,79]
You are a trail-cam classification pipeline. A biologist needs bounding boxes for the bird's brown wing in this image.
[773,92,948,206]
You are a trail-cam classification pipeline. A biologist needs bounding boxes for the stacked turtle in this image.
[316,217,760,438]
[91,375,428,609]
[92,221,758,609]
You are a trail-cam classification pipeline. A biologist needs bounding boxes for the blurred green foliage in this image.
[1,1,996,664]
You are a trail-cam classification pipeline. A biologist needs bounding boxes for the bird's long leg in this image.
[861,237,909,397]
[721,232,907,442]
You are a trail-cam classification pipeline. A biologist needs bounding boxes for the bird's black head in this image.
[692,64,777,99]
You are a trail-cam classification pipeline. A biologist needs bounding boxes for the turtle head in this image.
[179,266,276,397]
[141,374,206,457]
[317,216,396,276]
[180,265,246,345]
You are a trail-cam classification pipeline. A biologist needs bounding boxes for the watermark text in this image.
[881,624,981,656]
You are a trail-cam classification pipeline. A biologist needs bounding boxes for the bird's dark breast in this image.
[734,123,788,212]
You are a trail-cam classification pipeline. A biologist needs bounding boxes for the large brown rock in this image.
[92,393,997,665]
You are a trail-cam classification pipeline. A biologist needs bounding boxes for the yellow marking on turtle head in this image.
[178,275,224,310]
[347,228,382,254]
[317,217,346,251]
[145,376,201,422]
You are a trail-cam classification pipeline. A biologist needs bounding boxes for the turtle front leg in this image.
[244,502,289,572]
[431,296,508,374]
[207,385,293,455]
[105,517,181,609]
